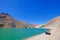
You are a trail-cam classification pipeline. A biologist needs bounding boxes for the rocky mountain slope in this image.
[0,13,33,28]
[40,16,60,28]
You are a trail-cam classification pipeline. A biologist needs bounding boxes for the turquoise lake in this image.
[0,28,49,40]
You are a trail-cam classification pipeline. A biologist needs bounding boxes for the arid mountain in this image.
[32,24,43,28]
[40,16,60,27]
[0,13,33,28]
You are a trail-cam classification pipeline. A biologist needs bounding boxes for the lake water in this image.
[0,28,49,40]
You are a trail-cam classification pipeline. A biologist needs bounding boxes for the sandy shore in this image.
[24,27,60,40]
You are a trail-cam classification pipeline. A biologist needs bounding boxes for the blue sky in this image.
[0,0,60,24]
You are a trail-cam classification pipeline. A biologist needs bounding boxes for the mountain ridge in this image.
[0,13,33,28]
[40,16,60,28]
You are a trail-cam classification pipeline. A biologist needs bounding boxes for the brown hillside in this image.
[0,13,33,28]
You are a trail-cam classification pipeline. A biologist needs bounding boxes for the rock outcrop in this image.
[0,13,33,28]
